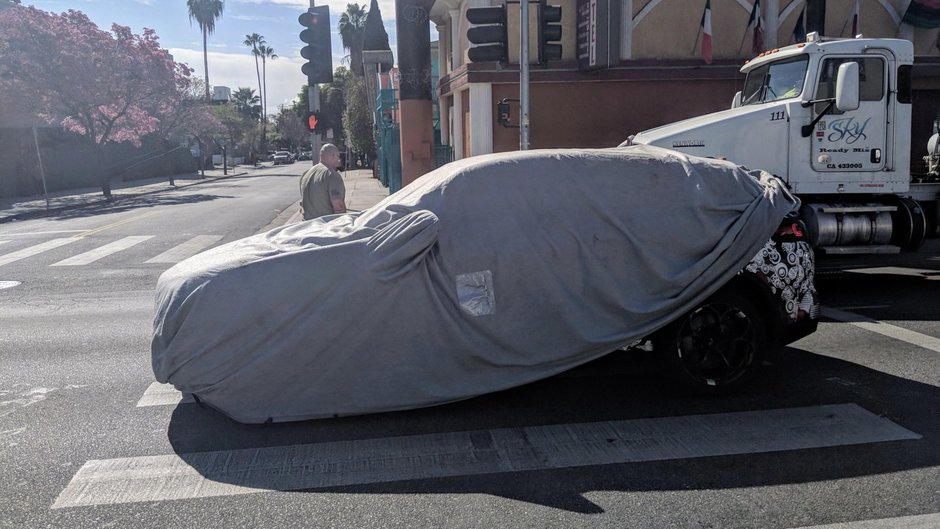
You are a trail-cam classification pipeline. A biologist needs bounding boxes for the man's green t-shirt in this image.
[300,163,345,220]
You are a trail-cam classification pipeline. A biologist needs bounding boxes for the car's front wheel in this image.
[653,288,767,393]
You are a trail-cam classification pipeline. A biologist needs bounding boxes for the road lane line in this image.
[52,403,919,508]
[791,512,940,528]
[145,235,223,264]
[50,236,154,267]
[136,382,194,407]
[76,211,160,238]
[0,238,79,267]
[823,307,940,354]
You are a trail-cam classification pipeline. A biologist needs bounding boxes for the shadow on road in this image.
[165,348,939,513]
[47,192,234,221]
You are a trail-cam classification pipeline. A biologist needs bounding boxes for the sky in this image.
[23,0,404,113]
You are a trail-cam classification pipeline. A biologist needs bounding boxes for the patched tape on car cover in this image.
[457,270,496,316]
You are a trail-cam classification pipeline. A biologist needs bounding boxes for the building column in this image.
[440,94,451,146]
[765,0,779,49]
[620,0,632,60]
[396,0,436,187]
[468,83,493,155]
[449,9,462,69]
[452,90,465,159]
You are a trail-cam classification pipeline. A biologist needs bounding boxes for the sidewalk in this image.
[0,166,255,224]
[0,165,393,226]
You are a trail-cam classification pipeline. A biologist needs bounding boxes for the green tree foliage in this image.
[186,0,224,102]
[342,75,375,158]
[338,3,367,76]
[230,87,261,121]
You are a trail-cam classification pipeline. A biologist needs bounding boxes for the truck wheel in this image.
[653,288,767,393]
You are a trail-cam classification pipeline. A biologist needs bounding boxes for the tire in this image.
[653,288,767,394]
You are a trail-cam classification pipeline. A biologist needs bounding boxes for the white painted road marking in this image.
[846,266,940,281]
[50,236,154,266]
[0,238,78,267]
[53,404,919,508]
[136,382,194,407]
[145,235,223,264]
[792,512,940,528]
[823,307,940,354]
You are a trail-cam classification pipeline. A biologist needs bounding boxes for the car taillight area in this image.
[744,223,819,324]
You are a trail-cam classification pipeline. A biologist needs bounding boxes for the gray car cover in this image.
[152,145,800,423]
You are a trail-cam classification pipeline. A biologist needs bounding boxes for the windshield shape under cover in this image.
[742,56,809,105]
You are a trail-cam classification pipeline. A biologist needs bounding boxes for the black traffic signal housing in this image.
[466,5,507,63]
[538,0,562,64]
[299,6,333,84]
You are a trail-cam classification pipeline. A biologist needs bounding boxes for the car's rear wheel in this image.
[653,288,767,393]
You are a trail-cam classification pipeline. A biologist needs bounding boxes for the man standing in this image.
[300,143,347,220]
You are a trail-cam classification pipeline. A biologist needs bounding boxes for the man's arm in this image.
[329,171,347,213]
[331,195,347,214]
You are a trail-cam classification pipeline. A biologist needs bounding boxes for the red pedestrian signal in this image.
[306,112,319,132]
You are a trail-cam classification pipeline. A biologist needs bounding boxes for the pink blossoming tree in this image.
[0,7,219,198]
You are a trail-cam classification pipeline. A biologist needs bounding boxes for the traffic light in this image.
[538,0,562,64]
[466,5,507,63]
[305,111,320,132]
[299,6,333,84]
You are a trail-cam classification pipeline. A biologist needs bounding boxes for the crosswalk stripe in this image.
[0,238,78,267]
[136,382,194,407]
[791,512,940,528]
[50,236,154,267]
[145,235,223,264]
[52,403,919,509]
[823,307,940,354]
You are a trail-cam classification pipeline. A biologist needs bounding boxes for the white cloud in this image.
[170,48,308,110]
[232,0,398,22]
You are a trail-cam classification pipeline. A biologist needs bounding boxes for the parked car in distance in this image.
[272,151,292,165]
[297,151,312,161]
[152,145,819,424]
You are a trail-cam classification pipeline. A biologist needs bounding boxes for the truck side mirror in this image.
[835,62,860,112]
[731,91,743,108]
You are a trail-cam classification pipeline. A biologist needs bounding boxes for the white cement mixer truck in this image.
[626,33,940,256]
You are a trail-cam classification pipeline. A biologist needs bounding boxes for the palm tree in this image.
[259,44,276,157]
[338,3,368,77]
[230,87,261,121]
[186,0,224,102]
[243,33,264,118]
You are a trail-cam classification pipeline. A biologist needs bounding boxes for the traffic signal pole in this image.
[309,84,320,163]
[519,0,530,150]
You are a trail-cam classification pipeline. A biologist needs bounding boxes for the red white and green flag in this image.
[701,0,713,64]
[903,0,940,28]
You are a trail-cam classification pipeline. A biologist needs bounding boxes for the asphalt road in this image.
[1,168,939,529]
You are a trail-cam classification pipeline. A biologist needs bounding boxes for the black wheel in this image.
[654,288,767,393]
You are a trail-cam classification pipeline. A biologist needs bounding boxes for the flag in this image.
[793,7,806,43]
[902,0,940,28]
[701,0,713,64]
[748,0,764,54]
[850,0,860,35]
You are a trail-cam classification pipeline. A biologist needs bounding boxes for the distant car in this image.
[152,145,818,424]
[272,151,292,165]
[297,151,312,161]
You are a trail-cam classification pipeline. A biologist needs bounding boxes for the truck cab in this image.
[628,34,935,255]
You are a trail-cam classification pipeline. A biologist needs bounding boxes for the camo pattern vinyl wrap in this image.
[744,240,819,322]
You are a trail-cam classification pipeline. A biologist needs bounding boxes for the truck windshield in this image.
[741,56,809,105]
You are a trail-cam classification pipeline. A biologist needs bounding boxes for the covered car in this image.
[151,145,817,424]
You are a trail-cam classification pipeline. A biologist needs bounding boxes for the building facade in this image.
[430,0,940,159]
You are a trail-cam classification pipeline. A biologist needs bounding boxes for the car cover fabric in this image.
[151,145,800,423]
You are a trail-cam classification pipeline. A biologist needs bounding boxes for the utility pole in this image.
[519,0,530,150]
[307,0,321,162]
